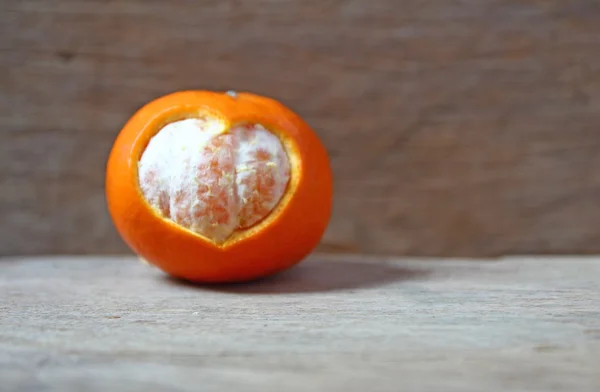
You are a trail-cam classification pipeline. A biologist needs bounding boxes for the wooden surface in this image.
[1,255,599,391]
[2,1,600,257]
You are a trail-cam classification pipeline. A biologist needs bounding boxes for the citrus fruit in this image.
[105,90,333,283]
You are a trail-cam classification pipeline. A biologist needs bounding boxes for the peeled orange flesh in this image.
[138,118,291,243]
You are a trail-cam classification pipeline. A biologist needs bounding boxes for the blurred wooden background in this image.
[1,0,600,258]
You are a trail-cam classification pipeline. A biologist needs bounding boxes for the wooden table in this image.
[1,255,599,391]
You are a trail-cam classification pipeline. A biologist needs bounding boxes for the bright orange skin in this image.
[105,90,333,283]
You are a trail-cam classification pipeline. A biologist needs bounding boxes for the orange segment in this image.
[187,134,237,242]
[232,124,291,229]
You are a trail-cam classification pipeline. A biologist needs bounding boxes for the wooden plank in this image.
[2,1,600,257]
[1,255,599,391]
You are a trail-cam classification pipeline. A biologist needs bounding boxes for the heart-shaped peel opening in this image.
[137,115,296,245]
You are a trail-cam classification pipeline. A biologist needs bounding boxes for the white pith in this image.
[138,118,291,243]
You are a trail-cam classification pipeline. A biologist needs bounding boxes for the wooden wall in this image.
[2,0,600,257]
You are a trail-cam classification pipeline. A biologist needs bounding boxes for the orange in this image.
[105,90,333,283]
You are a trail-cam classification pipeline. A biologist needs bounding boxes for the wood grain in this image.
[1,255,599,391]
[2,1,600,257]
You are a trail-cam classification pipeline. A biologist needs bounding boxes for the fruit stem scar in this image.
[225,90,238,98]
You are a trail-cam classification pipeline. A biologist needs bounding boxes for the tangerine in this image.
[105,90,333,283]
